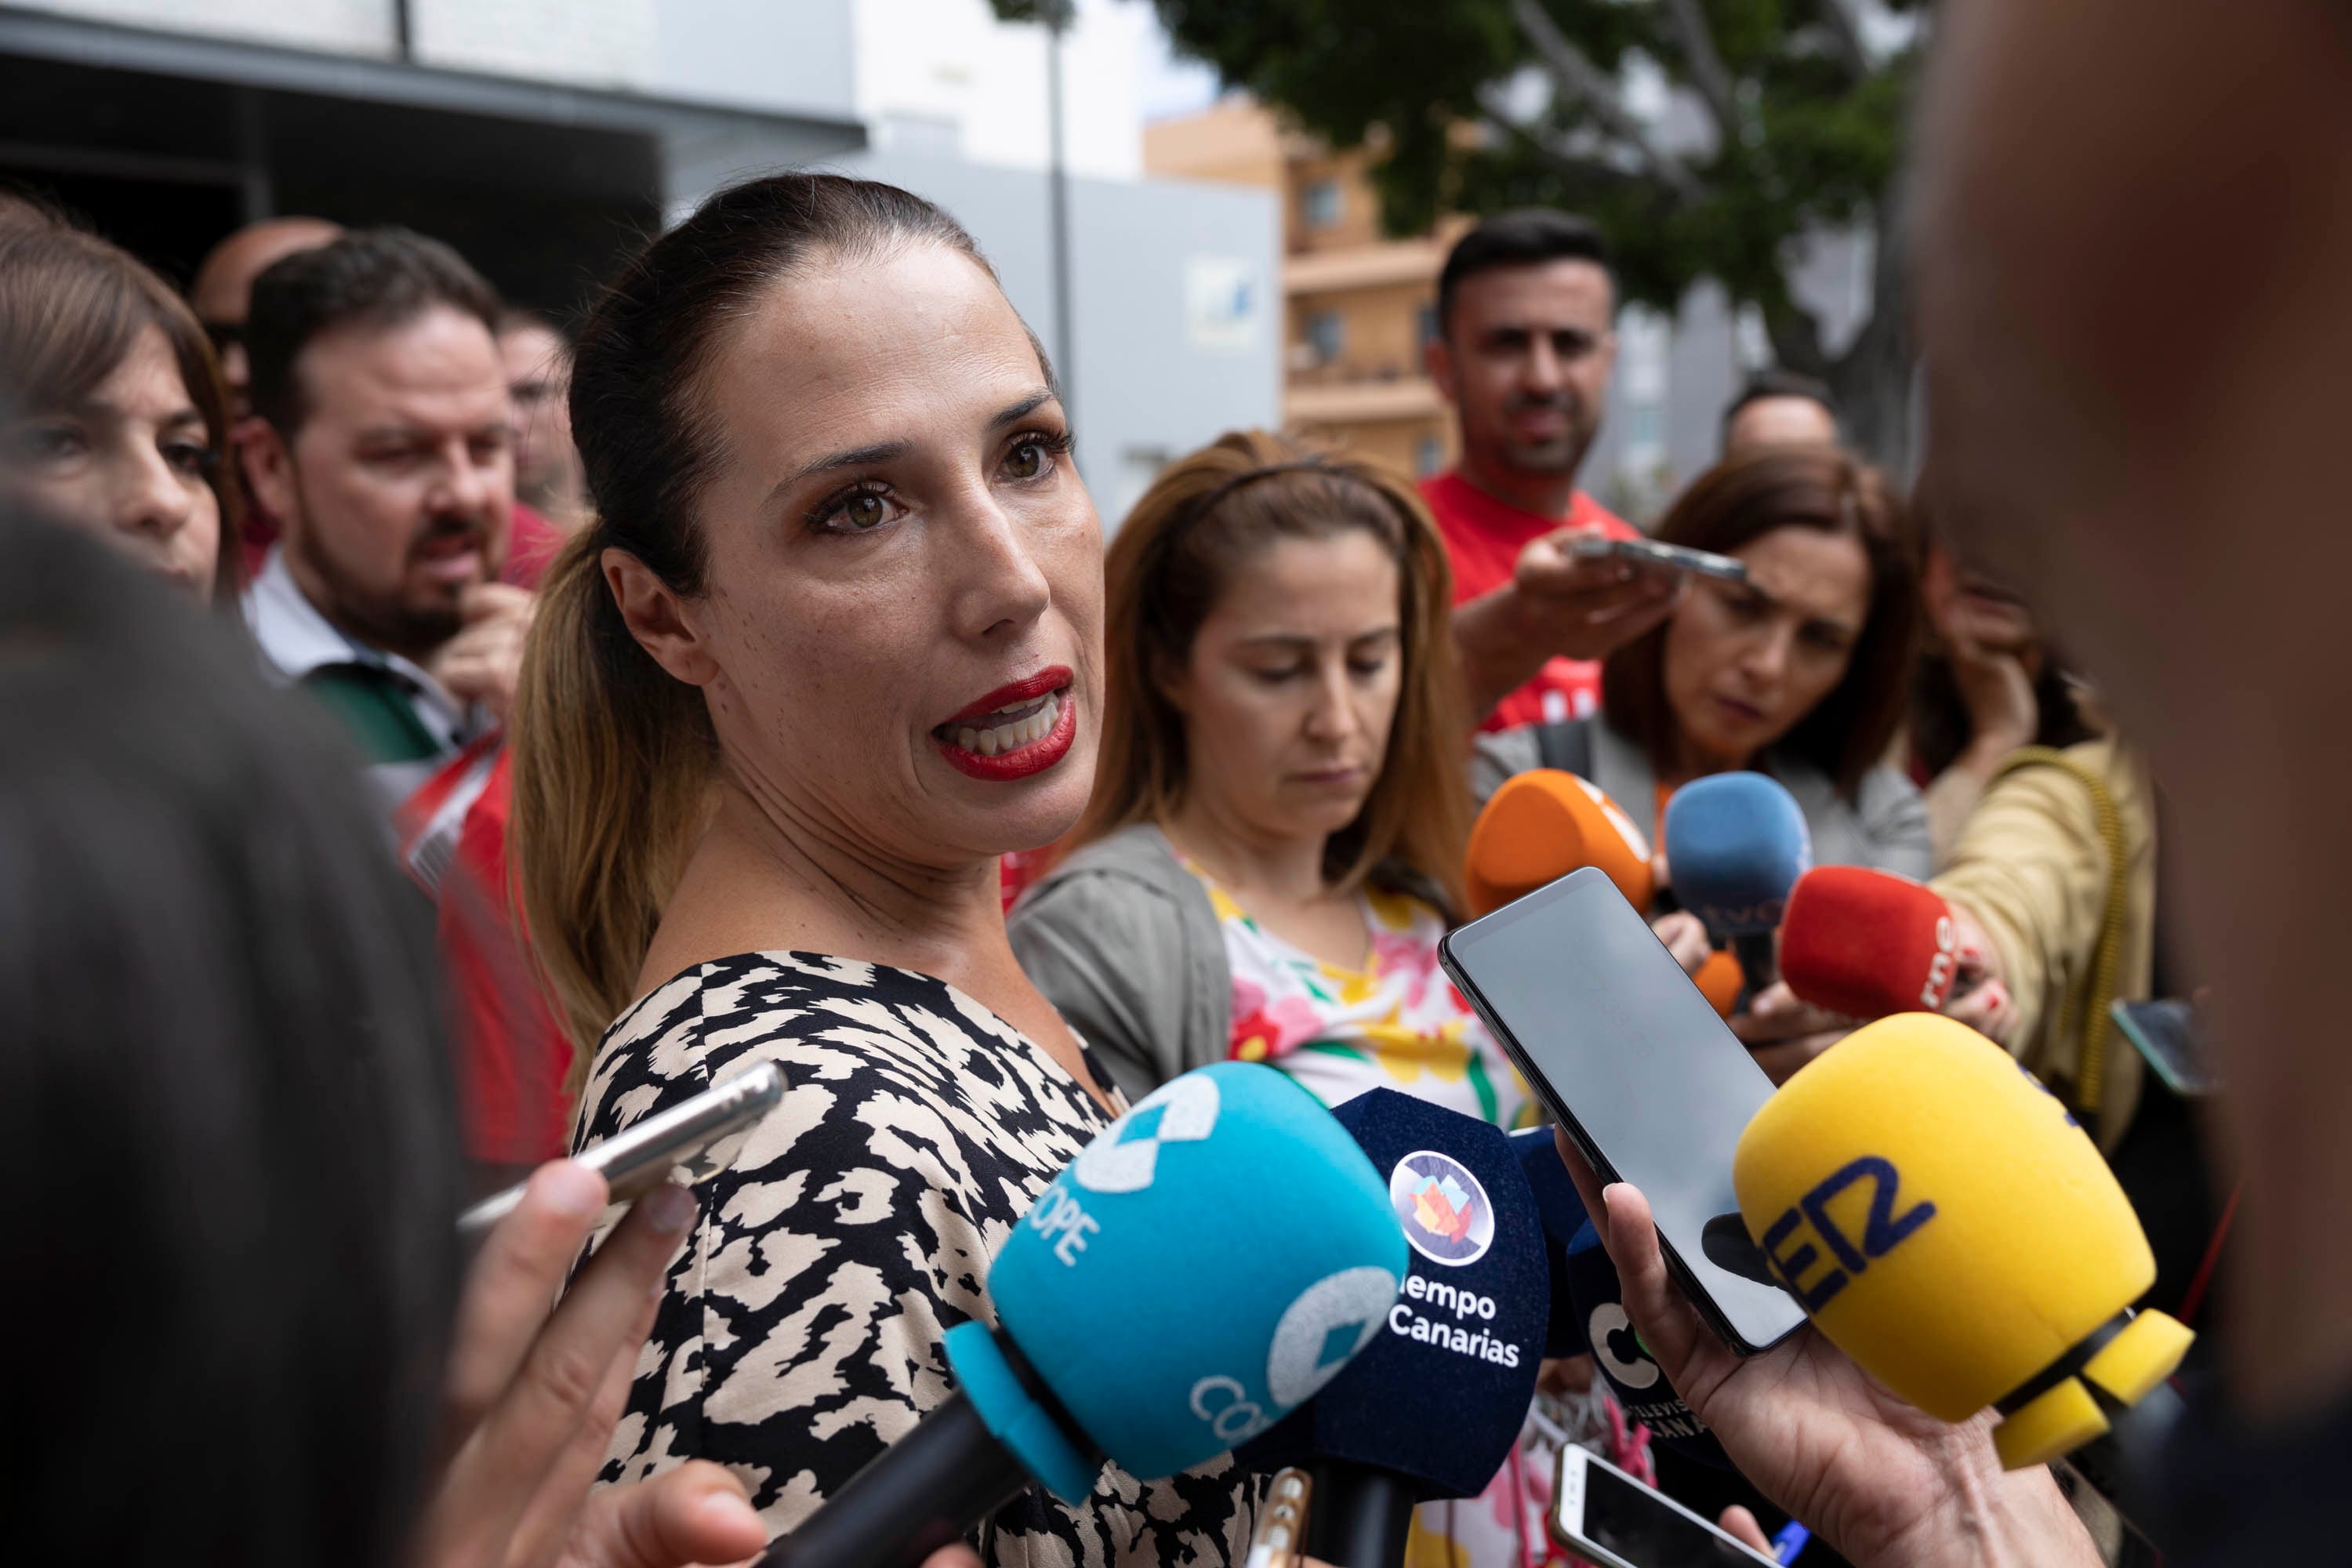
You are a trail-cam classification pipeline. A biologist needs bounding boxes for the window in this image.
[1626,403,1664,452]
[1301,178,1342,230]
[1303,310,1345,365]
[1417,303,1439,352]
[1415,434,1444,476]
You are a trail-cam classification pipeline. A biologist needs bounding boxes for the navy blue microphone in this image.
[1240,1091,1548,1568]
[1663,773,1811,996]
[1508,1127,1590,1358]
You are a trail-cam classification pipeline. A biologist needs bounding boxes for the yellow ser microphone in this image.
[1732,1013,2194,1468]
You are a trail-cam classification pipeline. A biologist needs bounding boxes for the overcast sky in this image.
[1125,0,1221,122]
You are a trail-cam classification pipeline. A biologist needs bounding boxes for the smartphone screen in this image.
[2111,998,2218,1097]
[1559,1449,1780,1566]
[1439,868,1803,1353]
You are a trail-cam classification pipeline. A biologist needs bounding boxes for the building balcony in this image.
[1285,236,1449,295]
[1286,374,1443,424]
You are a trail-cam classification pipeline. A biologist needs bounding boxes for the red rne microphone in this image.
[1780,866,1962,1020]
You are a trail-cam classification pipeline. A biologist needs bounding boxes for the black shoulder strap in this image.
[1534,716,1595,779]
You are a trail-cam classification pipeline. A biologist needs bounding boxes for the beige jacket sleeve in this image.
[1931,738,2158,1147]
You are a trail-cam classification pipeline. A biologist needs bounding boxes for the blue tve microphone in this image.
[1664,772,1812,996]
[758,1063,1406,1568]
[1240,1091,1547,1568]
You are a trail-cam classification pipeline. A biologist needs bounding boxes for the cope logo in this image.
[1189,1265,1396,1446]
[1388,1150,1494,1267]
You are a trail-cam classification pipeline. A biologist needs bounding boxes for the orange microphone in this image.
[1465,769,1653,919]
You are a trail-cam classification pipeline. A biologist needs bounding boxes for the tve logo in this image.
[1920,914,1959,1010]
[1757,1156,1936,1312]
[1073,1073,1218,1193]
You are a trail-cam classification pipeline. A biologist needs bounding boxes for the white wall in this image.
[16,0,862,122]
[11,0,392,53]
[853,0,1145,180]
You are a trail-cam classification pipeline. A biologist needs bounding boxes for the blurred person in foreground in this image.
[1559,1,2352,1562]
[1721,369,1840,458]
[0,220,241,604]
[0,510,791,1568]
[1421,210,1686,728]
[1473,448,1929,1082]
[239,228,534,808]
[497,307,588,535]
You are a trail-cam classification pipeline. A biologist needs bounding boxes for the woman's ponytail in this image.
[510,530,713,1090]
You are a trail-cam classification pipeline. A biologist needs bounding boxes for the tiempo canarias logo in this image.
[1388,1149,1494,1267]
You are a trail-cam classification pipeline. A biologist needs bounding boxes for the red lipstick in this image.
[932,666,1077,782]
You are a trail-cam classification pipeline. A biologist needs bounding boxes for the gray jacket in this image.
[1006,824,1230,1102]
[1470,717,1933,880]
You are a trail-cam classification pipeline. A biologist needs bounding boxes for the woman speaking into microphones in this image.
[509,174,1261,1566]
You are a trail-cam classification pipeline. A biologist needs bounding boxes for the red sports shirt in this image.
[1420,470,1638,731]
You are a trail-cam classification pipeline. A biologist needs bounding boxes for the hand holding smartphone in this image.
[1438,869,1803,1355]
[458,1061,784,1238]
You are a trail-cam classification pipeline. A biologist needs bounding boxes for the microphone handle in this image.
[1301,1458,1417,1568]
[1732,930,1777,996]
[756,1391,1031,1568]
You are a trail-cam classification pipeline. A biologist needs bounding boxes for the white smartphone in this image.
[1552,1446,1780,1567]
[457,1060,784,1238]
[1571,534,1751,585]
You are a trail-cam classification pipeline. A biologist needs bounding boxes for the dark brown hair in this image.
[511,173,995,1075]
[0,220,243,604]
[1601,448,1920,798]
[245,227,503,436]
[1068,429,1472,913]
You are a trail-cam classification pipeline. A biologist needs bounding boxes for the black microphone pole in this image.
[1301,1459,1417,1568]
[756,1393,1029,1568]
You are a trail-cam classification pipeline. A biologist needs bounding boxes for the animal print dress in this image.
[575,950,1260,1568]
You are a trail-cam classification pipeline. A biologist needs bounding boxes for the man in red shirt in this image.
[1422,211,1679,729]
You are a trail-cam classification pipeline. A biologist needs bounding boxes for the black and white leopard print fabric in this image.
[575,950,1261,1568]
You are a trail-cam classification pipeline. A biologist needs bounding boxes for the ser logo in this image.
[1758,1156,1936,1312]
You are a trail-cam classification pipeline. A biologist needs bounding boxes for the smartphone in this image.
[2110,997,2218,1098]
[1438,868,1805,1355]
[1571,535,1751,585]
[1552,1446,1780,1567]
[457,1060,785,1239]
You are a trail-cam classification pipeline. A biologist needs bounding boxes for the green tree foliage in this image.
[1004,0,1926,465]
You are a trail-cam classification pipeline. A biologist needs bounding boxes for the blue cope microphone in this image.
[758,1062,1406,1568]
[1663,772,1812,997]
[1240,1091,1547,1568]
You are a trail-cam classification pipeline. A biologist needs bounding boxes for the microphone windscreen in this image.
[1507,1126,1589,1358]
[1562,1221,1734,1469]
[1240,1091,1548,1500]
[1466,768,1653,917]
[1693,949,1743,1018]
[984,1063,1407,1496]
[1781,866,1961,1020]
[1733,1014,2192,1468]
[1663,774,1811,935]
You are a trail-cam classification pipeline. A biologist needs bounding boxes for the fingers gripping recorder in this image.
[1731,1014,2194,1469]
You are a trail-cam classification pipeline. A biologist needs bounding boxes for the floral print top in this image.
[1184,864,1539,1130]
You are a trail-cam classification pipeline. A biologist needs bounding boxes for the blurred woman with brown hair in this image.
[0,217,241,605]
[1010,430,1523,1119]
